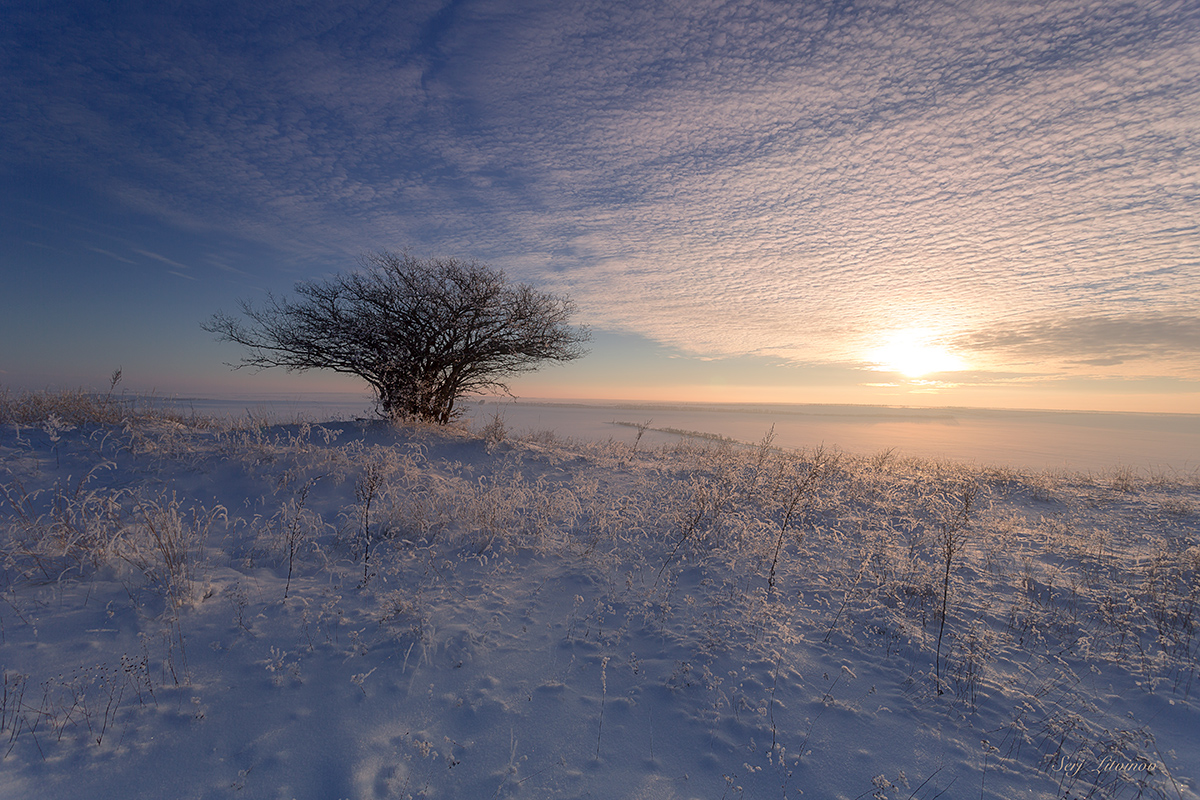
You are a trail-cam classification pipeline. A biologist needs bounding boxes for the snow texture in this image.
[2,410,1197,799]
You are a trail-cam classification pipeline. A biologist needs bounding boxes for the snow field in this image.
[1,405,1198,799]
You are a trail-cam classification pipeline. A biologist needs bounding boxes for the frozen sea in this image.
[175,392,1199,475]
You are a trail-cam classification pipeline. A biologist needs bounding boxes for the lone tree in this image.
[203,251,589,424]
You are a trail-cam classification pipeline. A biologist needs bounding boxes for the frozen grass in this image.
[0,394,1197,799]
[0,383,212,429]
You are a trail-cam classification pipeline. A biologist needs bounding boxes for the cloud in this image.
[420,1,1197,347]
[133,249,194,272]
[956,313,1200,377]
[87,246,137,265]
[3,0,1197,386]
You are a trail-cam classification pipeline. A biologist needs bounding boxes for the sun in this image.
[869,331,967,378]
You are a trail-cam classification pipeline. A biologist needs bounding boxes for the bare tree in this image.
[203,251,590,423]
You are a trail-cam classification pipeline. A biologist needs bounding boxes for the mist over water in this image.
[463,400,1200,475]
[175,393,1198,474]
[169,392,376,423]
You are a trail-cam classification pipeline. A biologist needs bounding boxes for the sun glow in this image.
[869,330,968,378]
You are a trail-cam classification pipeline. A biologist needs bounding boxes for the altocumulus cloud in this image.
[958,314,1200,377]
[2,0,1197,382]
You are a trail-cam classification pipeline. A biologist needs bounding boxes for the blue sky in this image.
[2,0,1198,412]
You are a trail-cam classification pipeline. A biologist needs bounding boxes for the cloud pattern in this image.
[3,0,1197,381]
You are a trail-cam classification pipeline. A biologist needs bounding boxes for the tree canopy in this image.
[204,252,590,423]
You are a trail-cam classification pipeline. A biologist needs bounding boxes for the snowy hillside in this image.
[1,394,1197,799]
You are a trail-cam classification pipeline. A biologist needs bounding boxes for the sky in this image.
[2,0,1198,413]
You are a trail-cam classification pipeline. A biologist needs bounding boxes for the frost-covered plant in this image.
[272,480,324,599]
[1,466,124,584]
[932,479,980,694]
[353,458,388,582]
[119,493,225,609]
[479,411,507,451]
[763,445,838,598]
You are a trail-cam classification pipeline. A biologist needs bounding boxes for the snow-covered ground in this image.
[2,401,1198,799]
